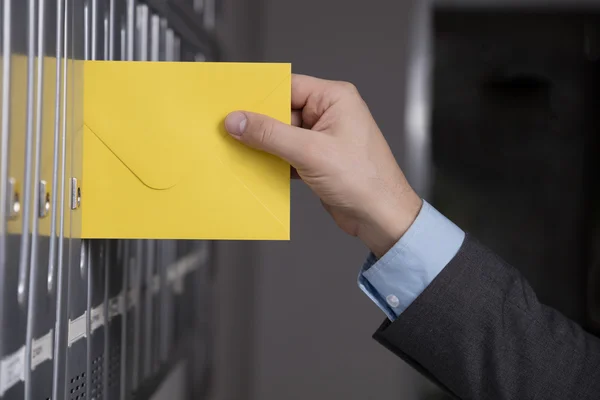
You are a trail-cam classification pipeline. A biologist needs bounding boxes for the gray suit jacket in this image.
[373,234,600,400]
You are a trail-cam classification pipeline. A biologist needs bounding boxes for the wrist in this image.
[358,190,422,258]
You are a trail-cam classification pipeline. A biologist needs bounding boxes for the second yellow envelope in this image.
[82,61,291,240]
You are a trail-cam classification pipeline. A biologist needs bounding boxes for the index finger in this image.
[291,74,336,110]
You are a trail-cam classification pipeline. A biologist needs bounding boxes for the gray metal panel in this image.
[118,5,137,398]
[0,237,28,400]
[105,240,124,400]
[119,3,136,399]
[0,11,8,393]
[0,1,30,398]
[138,241,150,380]
[126,0,135,61]
[133,4,150,390]
[165,28,174,61]
[149,361,187,400]
[17,0,38,313]
[109,0,126,62]
[124,242,135,397]
[144,240,158,378]
[150,13,159,61]
[174,242,197,348]
[65,240,88,400]
[25,0,60,399]
[136,3,148,61]
[47,0,64,310]
[87,240,106,400]
[174,36,180,61]
[103,1,109,60]
[189,241,212,397]
[86,1,109,398]
[152,22,172,373]
[182,246,195,342]
[159,241,176,364]
[91,0,106,61]
[192,0,204,15]
[152,244,161,371]
[120,21,126,61]
[125,240,143,396]
[403,0,432,198]
[51,0,71,399]
[65,0,87,395]
[202,0,215,31]
[159,18,167,62]
[104,4,127,398]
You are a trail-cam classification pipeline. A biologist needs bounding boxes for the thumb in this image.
[224,111,308,165]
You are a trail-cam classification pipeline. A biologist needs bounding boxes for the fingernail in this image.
[225,112,247,136]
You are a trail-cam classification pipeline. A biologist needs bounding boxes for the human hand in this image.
[224,74,422,257]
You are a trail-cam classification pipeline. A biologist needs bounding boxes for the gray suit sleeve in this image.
[373,234,600,400]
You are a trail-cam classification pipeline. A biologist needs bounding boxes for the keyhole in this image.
[45,192,51,213]
[12,192,20,216]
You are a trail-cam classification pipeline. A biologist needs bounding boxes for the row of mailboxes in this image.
[0,1,216,399]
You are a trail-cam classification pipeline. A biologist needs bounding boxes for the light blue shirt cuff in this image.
[357,200,465,320]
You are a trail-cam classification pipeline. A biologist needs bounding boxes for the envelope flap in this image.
[84,61,291,190]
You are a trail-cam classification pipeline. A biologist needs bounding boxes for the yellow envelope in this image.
[82,61,291,240]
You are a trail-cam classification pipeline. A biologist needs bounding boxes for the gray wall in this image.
[212,1,439,399]
[211,3,262,400]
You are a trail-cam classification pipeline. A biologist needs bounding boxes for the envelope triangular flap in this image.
[83,61,290,190]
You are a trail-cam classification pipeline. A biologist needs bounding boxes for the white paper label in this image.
[166,266,177,283]
[166,248,209,294]
[31,329,54,371]
[177,249,205,276]
[109,293,124,319]
[68,311,87,347]
[0,346,25,396]
[90,304,105,333]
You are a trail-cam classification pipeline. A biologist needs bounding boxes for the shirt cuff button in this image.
[386,294,400,308]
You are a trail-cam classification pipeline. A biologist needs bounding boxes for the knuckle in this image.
[337,81,358,95]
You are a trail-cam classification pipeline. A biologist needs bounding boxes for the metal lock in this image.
[70,177,81,210]
[38,180,51,218]
[7,177,21,219]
